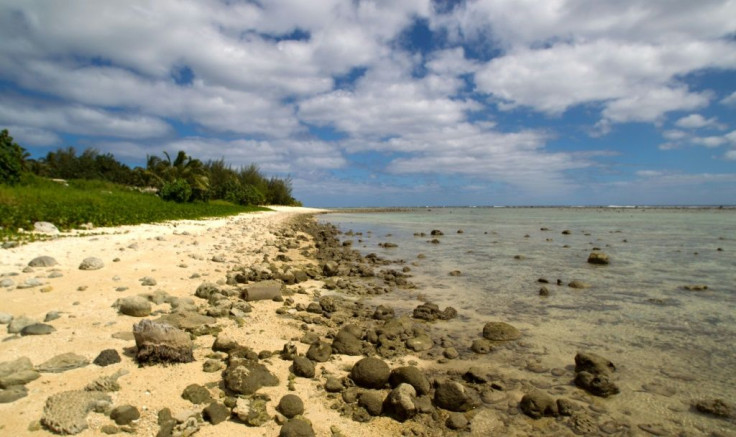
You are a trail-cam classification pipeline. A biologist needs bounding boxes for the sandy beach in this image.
[0,207,416,436]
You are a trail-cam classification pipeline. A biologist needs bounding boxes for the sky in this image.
[1,0,735,207]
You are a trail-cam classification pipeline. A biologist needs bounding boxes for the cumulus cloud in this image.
[675,114,724,129]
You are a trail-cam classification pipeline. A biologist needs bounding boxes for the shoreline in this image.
[1,208,732,436]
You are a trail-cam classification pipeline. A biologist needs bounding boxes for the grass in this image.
[0,175,269,243]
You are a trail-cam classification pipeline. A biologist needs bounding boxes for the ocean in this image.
[318,207,736,433]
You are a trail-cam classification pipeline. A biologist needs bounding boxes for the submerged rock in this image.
[482,322,521,341]
[574,371,619,397]
[587,252,610,265]
[693,398,733,419]
[520,390,559,418]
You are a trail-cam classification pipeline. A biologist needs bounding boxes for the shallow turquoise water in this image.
[319,207,736,433]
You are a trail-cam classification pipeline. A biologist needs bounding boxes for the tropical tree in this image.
[0,129,29,185]
[146,151,210,202]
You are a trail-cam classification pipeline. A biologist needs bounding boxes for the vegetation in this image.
[0,128,300,242]
[0,175,267,239]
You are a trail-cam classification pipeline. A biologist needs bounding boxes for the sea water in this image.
[319,207,736,434]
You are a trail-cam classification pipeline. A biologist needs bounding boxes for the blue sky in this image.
[1,0,735,206]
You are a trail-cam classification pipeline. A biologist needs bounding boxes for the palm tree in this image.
[146,150,210,201]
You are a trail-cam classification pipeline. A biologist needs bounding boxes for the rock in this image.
[242,280,282,301]
[44,311,61,322]
[16,277,44,289]
[278,394,305,418]
[306,302,322,314]
[0,279,14,288]
[202,402,230,425]
[350,357,390,389]
[357,390,383,416]
[383,384,418,421]
[520,390,559,418]
[539,286,550,296]
[292,356,316,378]
[7,315,37,334]
[471,338,494,354]
[575,352,616,375]
[181,384,212,404]
[84,369,128,392]
[28,256,59,267]
[0,312,12,324]
[693,398,733,419]
[93,349,121,367]
[20,323,56,336]
[443,347,459,359]
[203,359,224,373]
[37,352,89,373]
[0,385,28,403]
[280,418,315,437]
[322,261,339,277]
[0,368,40,388]
[233,397,270,426]
[587,252,610,265]
[463,367,490,384]
[132,319,194,365]
[41,390,111,434]
[482,322,521,341]
[306,341,331,362]
[405,333,433,352]
[331,325,363,355]
[34,222,59,234]
[139,276,157,286]
[212,331,240,352]
[194,282,220,300]
[224,359,279,395]
[568,280,591,289]
[389,366,431,395]
[683,284,708,291]
[324,376,343,393]
[574,371,620,397]
[373,305,395,321]
[79,257,104,270]
[318,295,337,312]
[446,412,469,430]
[110,405,140,425]
[117,296,152,317]
[434,381,480,412]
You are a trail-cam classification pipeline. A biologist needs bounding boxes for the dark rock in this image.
[539,286,550,296]
[281,343,298,360]
[133,319,193,365]
[520,390,559,418]
[79,257,104,270]
[575,352,616,375]
[278,394,305,418]
[383,384,417,421]
[20,323,56,336]
[318,296,337,312]
[358,390,384,416]
[280,418,315,437]
[693,398,733,419]
[37,353,89,373]
[322,261,339,277]
[110,405,140,425]
[181,384,211,404]
[28,256,59,267]
[44,311,61,322]
[471,338,494,354]
[224,359,279,395]
[306,341,331,363]
[568,280,591,289]
[324,376,343,393]
[306,302,322,314]
[482,322,521,341]
[203,359,224,373]
[389,366,430,395]
[373,305,395,321]
[587,252,610,265]
[446,412,469,430]
[202,402,230,425]
[331,325,363,356]
[212,332,239,352]
[292,356,315,378]
[350,357,390,389]
[194,282,220,300]
[431,230,444,236]
[93,349,121,367]
[574,371,619,397]
[434,381,480,412]
[557,398,577,416]
[443,347,459,359]
[242,280,282,301]
[463,367,490,384]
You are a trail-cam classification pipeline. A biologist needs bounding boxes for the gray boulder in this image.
[433,381,480,412]
[331,325,363,355]
[117,296,152,317]
[292,356,315,378]
[224,359,279,395]
[383,383,418,421]
[20,323,56,336]
[79,257,104,270]
[33,222,59,234]
[7,315,37,334]
[575,352,616,375]
[37,353,89,373]
[306,341,331,363]
[28,256,59,267]
[389,366,430,395]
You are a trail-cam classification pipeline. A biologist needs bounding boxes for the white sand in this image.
[0,207,409,436]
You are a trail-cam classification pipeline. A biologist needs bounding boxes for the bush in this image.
[241,184,266,206]
[0,130,27,185]
[161,179,192,203]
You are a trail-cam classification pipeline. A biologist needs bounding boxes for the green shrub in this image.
[241,184,266,206]
[161,179,192,203]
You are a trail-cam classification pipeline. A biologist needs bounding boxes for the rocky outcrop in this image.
[41,390,111,434]
[482,322,521,341]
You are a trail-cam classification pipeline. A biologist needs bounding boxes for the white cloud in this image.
[725,150,736,160]
[674,114,724,129]
[692,136,728,148]
[722,91,736,106]
[4,125,60,146]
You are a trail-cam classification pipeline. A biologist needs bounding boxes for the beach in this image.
[1,207,734,436]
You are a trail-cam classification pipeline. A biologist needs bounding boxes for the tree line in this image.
[0,129,300,206]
